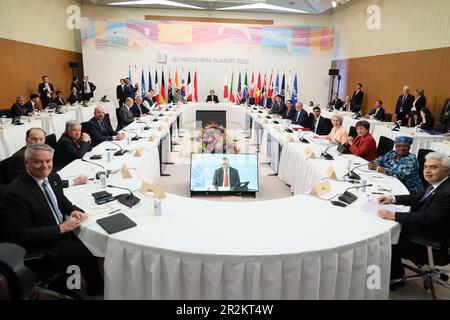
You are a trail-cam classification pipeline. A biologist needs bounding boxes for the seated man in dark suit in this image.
[239,93,255,106]
[368,100,386,121]
[130,95,150,118]
[206,90,219,103]
[212,157,240,190]
[269,95,287,115]
[10,96,29,117]
[281,100,296,121]
[378,152,450,287]
[54,120,92,170]
[328,93,343,110]
[308,107,332,135]
[291,102,309,127]
[117,97,136,130]
[68,86,81,104]
[88,105,125,147]
[24,94,40,113]
[0,143,103,297]
[258,92,272,109]
[52,91,65,106]
[7,127,88,187]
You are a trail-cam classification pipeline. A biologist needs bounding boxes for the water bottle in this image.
[100,174,107,188]
[127,136,131,145]
[107,151,112,162]
[153,200,162,216]
[361,177,368,192]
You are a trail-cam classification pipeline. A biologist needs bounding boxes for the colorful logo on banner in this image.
[81,18,334,56]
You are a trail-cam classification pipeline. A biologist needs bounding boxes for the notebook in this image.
[96,213,137,235]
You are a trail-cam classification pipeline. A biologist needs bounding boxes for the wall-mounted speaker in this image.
[328,69,339,76]
[69,61,80,69]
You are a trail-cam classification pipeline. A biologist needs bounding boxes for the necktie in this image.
[296,112,300,123]
[314,118,318,133]
[224,171,229,187]
[99,121,106,133]
[420,185,434,202]
[42,180,63,224]
[402,95,406,105]
[74,140,80,149]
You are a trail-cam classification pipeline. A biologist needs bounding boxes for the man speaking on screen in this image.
[212,157,240,190]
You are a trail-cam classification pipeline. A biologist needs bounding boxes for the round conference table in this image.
[58,102,410,300]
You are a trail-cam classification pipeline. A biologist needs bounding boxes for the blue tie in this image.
[42,180,63,224]
[419,185,434,202]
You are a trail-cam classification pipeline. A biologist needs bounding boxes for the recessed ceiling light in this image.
[217,3,308,13]
[109,0,204,9]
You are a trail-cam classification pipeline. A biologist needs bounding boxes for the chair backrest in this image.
[433,122,445,133]
[104,113,112,130]
[377,136,394,157]
[348,126,357,138]
[81,121,90,135]
[45,134,57,150]
[0,158,10,185]
[383,113,392,122]
[417,149,435,187]
[115,108,123,131]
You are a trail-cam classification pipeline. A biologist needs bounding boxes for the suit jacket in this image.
[68,93,81,104]
[54,133,92,170]
[118,106,134,130]
[395,94,414,123]
[308,115,332,135]
[70,81,80,92]
[52,97,65,106]
[24,101,35,113]
[348,133,377,161]
[281,107,296,121]
[38,82,54,106]
[206,95,219,103]
[395,177,450,242]
[350,90,364,112]
[116,85,127,102]
[212,167,240,188]
[412,95,426,114]
[292,109,309,126]
[88,116,117,147]
[10,103,28,117]
[6,146,69,188]
[80,81,96,99]
[124,85,135,99]
[259,97,272,108]
[439,98,450,127]
[369,106,386,120]
[240,97,256,105]
[131,102,150,117]
[270,101,287,115]
[0,172,81,256]
[329,98,343,110]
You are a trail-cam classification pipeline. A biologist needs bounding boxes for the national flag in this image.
[148,69,153,92]
[154,70,159,104]
[285,71,291,102]
[255,72,262,105]
[274,72,280,95]
[160,69,167,104]
[292,74,298,105]
[141,69,146,99]
[249,72,255,98]
[181,72,186,98]
[128,66,132,84]
[223,71,229,99]
[236,71,242,102]
[168,69,173,103]
[175,69,180,89]
[281,72,285,101]
[229,71,235,102]
[262,71,267,94]
[187,71,193,102]
[194,71,198,102]
[268,70,273,97]
[242,71,248,101]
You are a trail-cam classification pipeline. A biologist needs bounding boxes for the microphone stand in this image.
[107,185,141,208]
[299,131,313,143]
[344,163,369,182]
[81,159,110,179]
[122,129,142,141]
[321,143,338,160]
[108,141,128,156]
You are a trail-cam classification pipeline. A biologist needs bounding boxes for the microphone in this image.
[321,143,338,160]
[136,121,150,130]
[338,183,373,204]
[81,159,110,179]
[345,163,368,181]
[109,141,128,156]
[107,185,141,208]
[122,129,142,141]
[299,131,313,143]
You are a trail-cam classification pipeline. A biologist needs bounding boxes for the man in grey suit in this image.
[212,157,240,190]
[118,97,136,130]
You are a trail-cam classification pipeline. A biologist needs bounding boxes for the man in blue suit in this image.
[292,102,309,127]
[87,105,125,147]
[269,95,286,115]
[259,92,272,109]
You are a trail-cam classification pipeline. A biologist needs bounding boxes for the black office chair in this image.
[348,126,357,138]
[81,121,90,135]
[104,113,112,130]
[0,109,11,118]
[391,235,450,300]
[383,113,393,122]
[377,136,394,157]
[0,158,10,186]
[417,149,435,188]
[45,134,57,149]
[115,108,123,131]
[433,122,445,133]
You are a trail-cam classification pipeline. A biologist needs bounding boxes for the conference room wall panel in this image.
[0,38,83,108]
[332,47,450,119]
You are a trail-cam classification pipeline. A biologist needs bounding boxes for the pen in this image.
[371,192,384,195]
[108,209,121,215]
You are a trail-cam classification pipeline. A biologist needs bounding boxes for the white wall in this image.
[0,0,82,52]
[331,0,450,60]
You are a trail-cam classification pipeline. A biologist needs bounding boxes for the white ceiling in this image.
[87,0,336,14]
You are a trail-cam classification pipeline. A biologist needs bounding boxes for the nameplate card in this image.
[121,164,133,179]
[134,147,145,157]
[148,135,156,142]
[310,181,331,197]
[326,166,337,179]
[140,182,166,199]
[304,148,315,159]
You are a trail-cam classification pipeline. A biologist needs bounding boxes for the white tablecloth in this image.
[33,110,77,139]
[430,141,450,156]
[0,120,43,159]
[54,103,411,300]
[372,126,450,155]
[68,102,117,124]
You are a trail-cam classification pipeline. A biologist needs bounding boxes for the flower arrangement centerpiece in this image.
[195,122,240,154]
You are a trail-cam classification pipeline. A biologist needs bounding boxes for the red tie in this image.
[224,171,229,187]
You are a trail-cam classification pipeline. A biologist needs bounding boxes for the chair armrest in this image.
[409,235,446,250]
[24,252,46,262]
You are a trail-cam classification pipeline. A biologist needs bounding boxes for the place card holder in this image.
[309,181,331,197]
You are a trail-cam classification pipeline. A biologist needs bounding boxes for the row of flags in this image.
[224,70,299,105]
[129,66,199,104]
